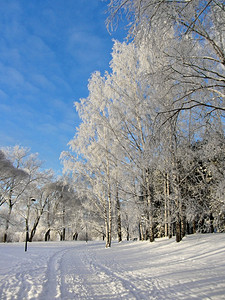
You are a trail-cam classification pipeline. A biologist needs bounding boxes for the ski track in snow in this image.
[0,234,225,299]
[39,244,142,299]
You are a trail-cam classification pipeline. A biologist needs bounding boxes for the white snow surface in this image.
[0,234,225,300]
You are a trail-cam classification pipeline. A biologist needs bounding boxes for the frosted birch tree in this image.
[61,3,225,244]
[62,37,164,243]
[107,1,225,240]
[107,0,225,116]
[62,72,118,247]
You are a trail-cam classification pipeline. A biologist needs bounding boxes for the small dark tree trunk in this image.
[104,201,109,247]
[45,229,51,241]
[126,214,130,241]
[187,222,190,234]
[116,184,122,243]
[62,228,66,241]
[176,198,182,242]
[181,215,186,238]
[73,232,78,241]
[29,228,36,242]
[29,215,42,242]
[126,226,130,241]
[174,177,182,242]
[149,226,154,242]
[168,215,172,239]
[164,173,170,237]
[193,220,196,234]
[145,228,149,240]
[209,213,214,233]
[3,233,7,243]
[176,217,182,243]
[3,202,13,243]
[146,169,154,243]
[46,201,51,241]
[61,204,66,241]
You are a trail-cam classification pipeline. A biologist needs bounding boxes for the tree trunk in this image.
[145,227,149,241]
[116,183,122,242]
[3,201,13,243]
[45,229,51,241]
[29,228,36,242]
[193,219,196,234]
[164,174,168,237]
[146,169,154,242]
[149,226,154,243]
[105,156,112,248]
[173,168,182,242]
[181,214,186,238]
[176,211,182,243]
[29,215,42,242]
[61,204,66,241]
[73,232,78,240]
[30,197,48,242]
[209,213,214,233]
[62,228,66,241]
[107,192,112,247]
[104,198,110,248]
[139,221,144,241]
[164,172,172,238]
[168,199,172,239]
[60,228,66,241]
[124,214,129,241]
[175,187,182,242]
[126,227,130,241]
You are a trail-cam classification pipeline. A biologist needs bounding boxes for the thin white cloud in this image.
[0,103,11,113]
[0,89,8,99]
[31,74,56,91]
[38,122,57,134]
[67,29,109,64]
[0,63,24,87]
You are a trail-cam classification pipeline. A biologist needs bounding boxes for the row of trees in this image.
[0,146,84,243]
[1,1,224,247]
[61,0,225,247]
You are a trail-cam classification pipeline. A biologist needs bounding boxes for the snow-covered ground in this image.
[0,234,225,300]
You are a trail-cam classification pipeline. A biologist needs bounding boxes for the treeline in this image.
[0,146,84,243]
[1,1,224,246]
[61,0,225,247]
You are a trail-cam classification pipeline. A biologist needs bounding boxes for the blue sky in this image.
[0,0,127,174]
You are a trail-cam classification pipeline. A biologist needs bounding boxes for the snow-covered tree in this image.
[0,146,51,242]
[107,0,225,116]
[62,4,225,245]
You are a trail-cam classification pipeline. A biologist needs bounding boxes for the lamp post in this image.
[25,197,36,252]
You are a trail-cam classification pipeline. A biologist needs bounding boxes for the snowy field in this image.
[0,234,225,300]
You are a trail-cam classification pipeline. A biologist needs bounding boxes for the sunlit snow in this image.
[0,233,225,299]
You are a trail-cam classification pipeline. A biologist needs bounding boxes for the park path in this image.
[38,242,144,299]
[1,236,225,299]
